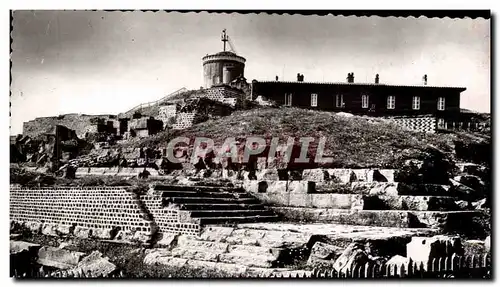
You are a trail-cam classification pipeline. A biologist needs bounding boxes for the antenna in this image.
[221,29,228,52]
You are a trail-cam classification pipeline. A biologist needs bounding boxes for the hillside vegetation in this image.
[122,107,487,168]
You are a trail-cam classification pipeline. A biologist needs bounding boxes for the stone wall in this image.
[158,105,177,127]
[23,114,117,139]
[10,186,200,239]
[172,112,196,130]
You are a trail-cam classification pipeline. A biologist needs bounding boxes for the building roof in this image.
[252,80,466,91]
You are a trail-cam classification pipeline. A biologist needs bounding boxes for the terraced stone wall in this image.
[9,187,200,239]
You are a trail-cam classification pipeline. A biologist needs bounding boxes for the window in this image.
[437,97,445,111]
[387,95,396,109]
[285,93,293,106]
[311,93,318,107]
[335,94,344,108]
[361,94,369,108]
[437,118,445,129]
[412,96,421,110]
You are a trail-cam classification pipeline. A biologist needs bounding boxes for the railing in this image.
[305,253,491,279]
[439,121,489,133]
[121,87,188,116]
[12,253,491,279]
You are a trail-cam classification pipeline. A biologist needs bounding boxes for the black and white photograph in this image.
[8,9,491,279]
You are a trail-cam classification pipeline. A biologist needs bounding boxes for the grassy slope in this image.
[121,107,475,168]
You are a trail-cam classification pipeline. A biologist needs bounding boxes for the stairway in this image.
[154,185,280,225]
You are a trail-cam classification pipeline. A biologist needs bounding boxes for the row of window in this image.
[286,94,446,111]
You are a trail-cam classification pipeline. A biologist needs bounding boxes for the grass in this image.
[120,107,485,169]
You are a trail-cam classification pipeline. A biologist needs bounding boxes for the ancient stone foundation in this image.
[9,186,200,241]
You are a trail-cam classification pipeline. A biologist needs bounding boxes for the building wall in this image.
[252,81,463,118]
[10,187,200,237]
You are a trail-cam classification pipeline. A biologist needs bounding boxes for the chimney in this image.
[423,74,428,85]
[375,74,379,84]
[347,73,354,83]
[297,73,301,81]
[300,74,304,82]
[276,75,279,81]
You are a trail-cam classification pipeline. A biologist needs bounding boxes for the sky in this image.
[10,11,490,135]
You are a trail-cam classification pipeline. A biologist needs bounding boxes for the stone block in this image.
[332,242,369,273]
[227,244,281,258]
[171,247,220,262]
[41,223,58,236]
[223,229,262,246]
[326,169,352,183]
[218,253,275,268]
[24,221,42,234]
[156,233,178,247]
[302,169,328,182]
[256,169,280,180]
[266,181,288,193]
[37,246,85,269]
[199,226,234,242]
[91,228,113,240]
[351,182,399,196]
[74,227,92,239]
[71,251,117,277]
[56,225,73,235]
[407,235,463,264]
[310,194,353,209]
[351,169,370,182]
[288,193,311,207]
[307,242,343,267]
[10,240,41,255]
[287,181,311,193]
[133,231,151,243]
[176,236,229,253]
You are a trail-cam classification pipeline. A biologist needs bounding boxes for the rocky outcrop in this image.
[65,251,117,278]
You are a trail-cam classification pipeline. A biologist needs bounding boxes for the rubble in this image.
[67,251,117,278]
[306,241,343,267]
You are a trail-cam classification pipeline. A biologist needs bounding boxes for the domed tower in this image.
[202,29,246,88]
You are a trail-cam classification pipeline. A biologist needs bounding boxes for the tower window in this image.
[361,94,369,108]
[285,93,293,106]
[437,97,446,111]
[311,93,318,107]
[412,96,421,110]
[336,94,344,108]
[387,95,396,109]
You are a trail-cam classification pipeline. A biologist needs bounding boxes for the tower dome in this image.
[202,30,246,88]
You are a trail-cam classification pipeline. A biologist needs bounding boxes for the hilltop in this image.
[120,107,488,169]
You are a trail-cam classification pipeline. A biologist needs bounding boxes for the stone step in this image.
[189,210,275,218]
[168,197,261,205]
[172,238,282,268]
[155,185,244,193]
[144,249,279,277]
[198,215,280,225]
[180,203,266,211]
[161,190,252,199]
[271,207,483,232]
